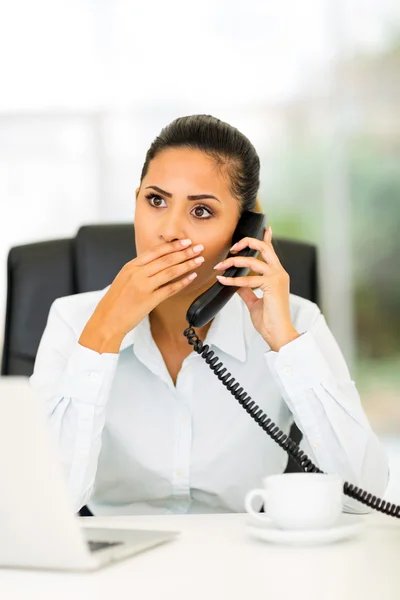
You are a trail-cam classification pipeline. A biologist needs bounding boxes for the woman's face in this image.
[134,147,241,292]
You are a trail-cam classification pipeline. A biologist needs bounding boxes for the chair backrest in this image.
[1,224,320,377]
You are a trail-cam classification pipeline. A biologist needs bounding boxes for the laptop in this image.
[0,376,179,571]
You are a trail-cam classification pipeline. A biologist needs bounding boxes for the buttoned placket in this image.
[169,354,196,512]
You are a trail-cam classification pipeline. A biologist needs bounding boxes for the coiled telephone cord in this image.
[184,326,399,519]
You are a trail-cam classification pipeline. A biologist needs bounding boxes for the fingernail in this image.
[193,244,204,253]
[180,239,192,246]
[213,262,223,269]
[230,243,238,251]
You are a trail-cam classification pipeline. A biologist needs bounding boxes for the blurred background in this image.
[0,0,399,498]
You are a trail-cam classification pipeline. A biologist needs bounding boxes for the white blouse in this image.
[29,286,389,516]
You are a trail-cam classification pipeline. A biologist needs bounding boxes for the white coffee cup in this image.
[245,473,343,530]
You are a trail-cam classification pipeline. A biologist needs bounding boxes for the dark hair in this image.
[139,114,260,214]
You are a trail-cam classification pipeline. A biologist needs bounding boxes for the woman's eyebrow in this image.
[145,185,221,203]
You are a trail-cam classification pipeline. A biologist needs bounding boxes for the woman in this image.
[30,114,389,516]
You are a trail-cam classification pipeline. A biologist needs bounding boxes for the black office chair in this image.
[1,224,321,513]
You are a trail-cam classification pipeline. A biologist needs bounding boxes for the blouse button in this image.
[88,372,99,382]
[283,366,292,376]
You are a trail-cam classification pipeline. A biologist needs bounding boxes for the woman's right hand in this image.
[78,238,205,353]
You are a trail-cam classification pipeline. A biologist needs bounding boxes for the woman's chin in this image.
[160,270,213,295]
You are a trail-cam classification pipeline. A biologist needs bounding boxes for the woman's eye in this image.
[146,194,166,208]
[191,205,213,219]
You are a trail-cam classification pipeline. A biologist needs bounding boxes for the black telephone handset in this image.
[186,211,267,328]
[184,212,399,519]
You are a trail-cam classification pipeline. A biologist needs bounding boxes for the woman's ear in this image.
[248,195,263,277]
[253,196,263,213]
[135,187,139,199]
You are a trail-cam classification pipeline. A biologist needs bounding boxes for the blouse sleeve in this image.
[264,303,390,514]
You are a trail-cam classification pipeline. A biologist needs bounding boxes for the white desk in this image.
[1,512,399,600]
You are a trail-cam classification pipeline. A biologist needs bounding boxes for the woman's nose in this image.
[159,211,188,243]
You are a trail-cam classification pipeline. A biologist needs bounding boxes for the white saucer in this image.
[246,513,365,546]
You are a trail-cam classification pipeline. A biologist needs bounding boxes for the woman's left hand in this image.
[213,226,301,351]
